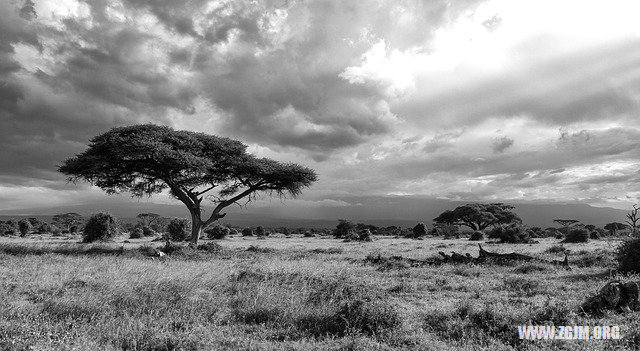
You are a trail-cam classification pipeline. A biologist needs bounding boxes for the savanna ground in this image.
[0,233,638,350]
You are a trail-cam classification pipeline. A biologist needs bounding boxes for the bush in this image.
[469,231,484,241]
[255,226,266,237]
[205,224,230,239]
[69,225,78,234]
[0,223,14,236]
[51,226,62,236]
[412,223,427,238]
[241,227,254,237]
[488,224,533,243]
[617,238,640,273]
[129,227,144,239]
[333,219,356,239]
[166,218,190,241]
[82,212,119,243]
[563,228,589,243]
[35,223,51,234]
[590,231,600,240]
[333,298,402,336]
[142,226,155,237]
[432,224,459,239]
[229,228,239,236]
[17,219,31,236]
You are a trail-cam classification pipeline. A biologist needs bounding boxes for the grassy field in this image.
[0,234,637,350]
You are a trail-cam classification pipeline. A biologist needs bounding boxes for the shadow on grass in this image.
[558,270,616,282]
[0,242,225,258]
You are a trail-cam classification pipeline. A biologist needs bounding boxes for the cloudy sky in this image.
[2,0,640,212]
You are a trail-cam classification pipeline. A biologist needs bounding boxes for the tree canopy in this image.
[433,203,521,231]
[52,213,84,231]
[59,124,318,245]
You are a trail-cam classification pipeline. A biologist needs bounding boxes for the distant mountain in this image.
[0,196,629,229]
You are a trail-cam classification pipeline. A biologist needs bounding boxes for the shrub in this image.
[617,238,640,273]
[166,218,190,241]
[35,223,51,234]
[82,212,119,243]
[197,242,223,253]
[17,219,31,237]
[432,223,459,239]
[51,226,62,236]
[255,226,266,237]
[205,224,230,239]
[129,227,144,239]
[69,225,78,234]
[488,224,533,243]
[142,226,155,237]
[412,223,427,238]
[333,219,357,239]
[229,228,239,236]
[469,231,484,241]
[0,223,14,236]
[304,231,315,237]
[563,228,589,243]
[590,231,600,240]
[332,298,401,336]
[241,227,254,237]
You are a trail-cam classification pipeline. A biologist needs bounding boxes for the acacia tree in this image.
[604,222,629,236]
[59,124,318,245]
[433,203,521,231]
[53,213,84,232]
[553,219,580,236]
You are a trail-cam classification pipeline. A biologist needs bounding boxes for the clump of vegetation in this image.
[431,223,459,239]
[469,231,484,241]
[487,224,533,243]
[82,212,119,243]
[255,226,267,237]
[241,227,254,237]
[590,231,600,239]
[166,218,189,241]
[205,224,230,239]
[129,227,144,239]
[197,242,223,253]
[617,238,640,273]
[411,223,427,238]
[333,219,356,239]
[142,226,155,237]
[17,219,31,237]
[545,245,568,254]
[562,228,589,243]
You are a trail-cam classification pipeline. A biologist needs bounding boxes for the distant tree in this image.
[255,226,266,237]
[17,219,31,237]
[136,213,162,228]
[412,223,427,238]
[53,213,84,232]
[626,204,639,237]
[59,124,317,246]
[604,222,629,236]
[553,219,580,237]
[433,203,521,231]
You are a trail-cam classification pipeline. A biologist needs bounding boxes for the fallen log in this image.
[367,244,571,270]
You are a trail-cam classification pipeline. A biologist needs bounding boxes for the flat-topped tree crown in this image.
[59,124,318,245]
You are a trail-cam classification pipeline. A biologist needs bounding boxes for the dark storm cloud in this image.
[491,136,514,153]
[0,0,486,192]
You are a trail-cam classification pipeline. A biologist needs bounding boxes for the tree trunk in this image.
[189,214,204,246]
